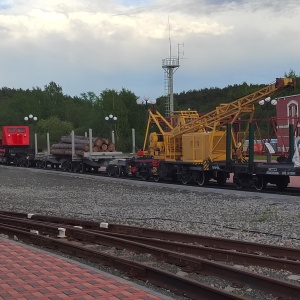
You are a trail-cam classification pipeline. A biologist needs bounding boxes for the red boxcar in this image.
[0,126,30,147]
[275,94,300,152]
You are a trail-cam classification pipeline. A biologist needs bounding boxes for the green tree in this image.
[36,116,73,150]
[284,69,299,78]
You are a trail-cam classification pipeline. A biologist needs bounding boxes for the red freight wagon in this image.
[275,94,300,152]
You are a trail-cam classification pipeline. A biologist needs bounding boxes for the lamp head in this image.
[271,99,277,106]
[265,97,271,102]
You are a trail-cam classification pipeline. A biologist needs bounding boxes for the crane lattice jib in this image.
[142,108,173,151]
[170,77,296,137]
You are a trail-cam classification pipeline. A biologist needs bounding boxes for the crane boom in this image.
[170,77,296,137]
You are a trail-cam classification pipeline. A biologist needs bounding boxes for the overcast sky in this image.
[0,0,299,100]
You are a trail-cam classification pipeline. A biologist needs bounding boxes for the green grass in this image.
[256,208,279,222]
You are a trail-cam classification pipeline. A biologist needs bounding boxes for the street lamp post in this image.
[136,96,157,108]
[24,114,38,150]
[105,114,117,143]
[258,97,277,162]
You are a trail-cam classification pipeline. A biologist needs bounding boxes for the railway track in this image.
[0,211,299,300]
[3,163,300,198]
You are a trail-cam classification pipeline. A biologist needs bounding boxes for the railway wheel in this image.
[13,157,20,166]
[233,177,244,190]
[42,161,48,169]
[141,173,149,181]
[21,158,30,168]
[79,163,85,173]
[233,174,243,190]
[196,171,205,186]
[235,181,243,190]
[62,161,71,171]
[153,175,160,182]
[106,165,114,177]
[254,175,266,191]
[181,174,189,185]
[115,166,121,177]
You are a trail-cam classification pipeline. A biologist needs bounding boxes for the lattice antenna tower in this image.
[162,18,183,117]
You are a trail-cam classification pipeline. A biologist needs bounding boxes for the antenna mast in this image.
[162,17,181,117]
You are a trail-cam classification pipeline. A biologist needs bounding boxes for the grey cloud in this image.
[0,0,299,99]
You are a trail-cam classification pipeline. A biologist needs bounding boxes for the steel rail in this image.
[86,231,300,273]
[1,211,299,261]
[0,217,300,299]
[1,214,299,273]
[0,224,247,300]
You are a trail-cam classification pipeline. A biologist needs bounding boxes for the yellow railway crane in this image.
[141,77,296,165]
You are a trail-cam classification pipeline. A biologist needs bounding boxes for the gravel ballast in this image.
[1,165,300,247]
[1,165,300,299]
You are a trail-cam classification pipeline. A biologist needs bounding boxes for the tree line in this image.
[0,71,299,152]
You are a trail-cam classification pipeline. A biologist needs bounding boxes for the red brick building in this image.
[275,94,300,152]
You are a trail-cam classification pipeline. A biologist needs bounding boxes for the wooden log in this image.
[102,138,109,145]
[108,143,116,152]
[51,143,89,151]
[75,150,85,156]
[50,149,85,156]
[94,138,103,147]
[101,144,108,151]
[92,145,100,152]
[72,135,89,140]
[60,137,98,144]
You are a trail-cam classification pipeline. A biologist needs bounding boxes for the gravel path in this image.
[1,165,300,300]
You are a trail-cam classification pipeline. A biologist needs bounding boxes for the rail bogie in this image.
[106,158,133,177]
